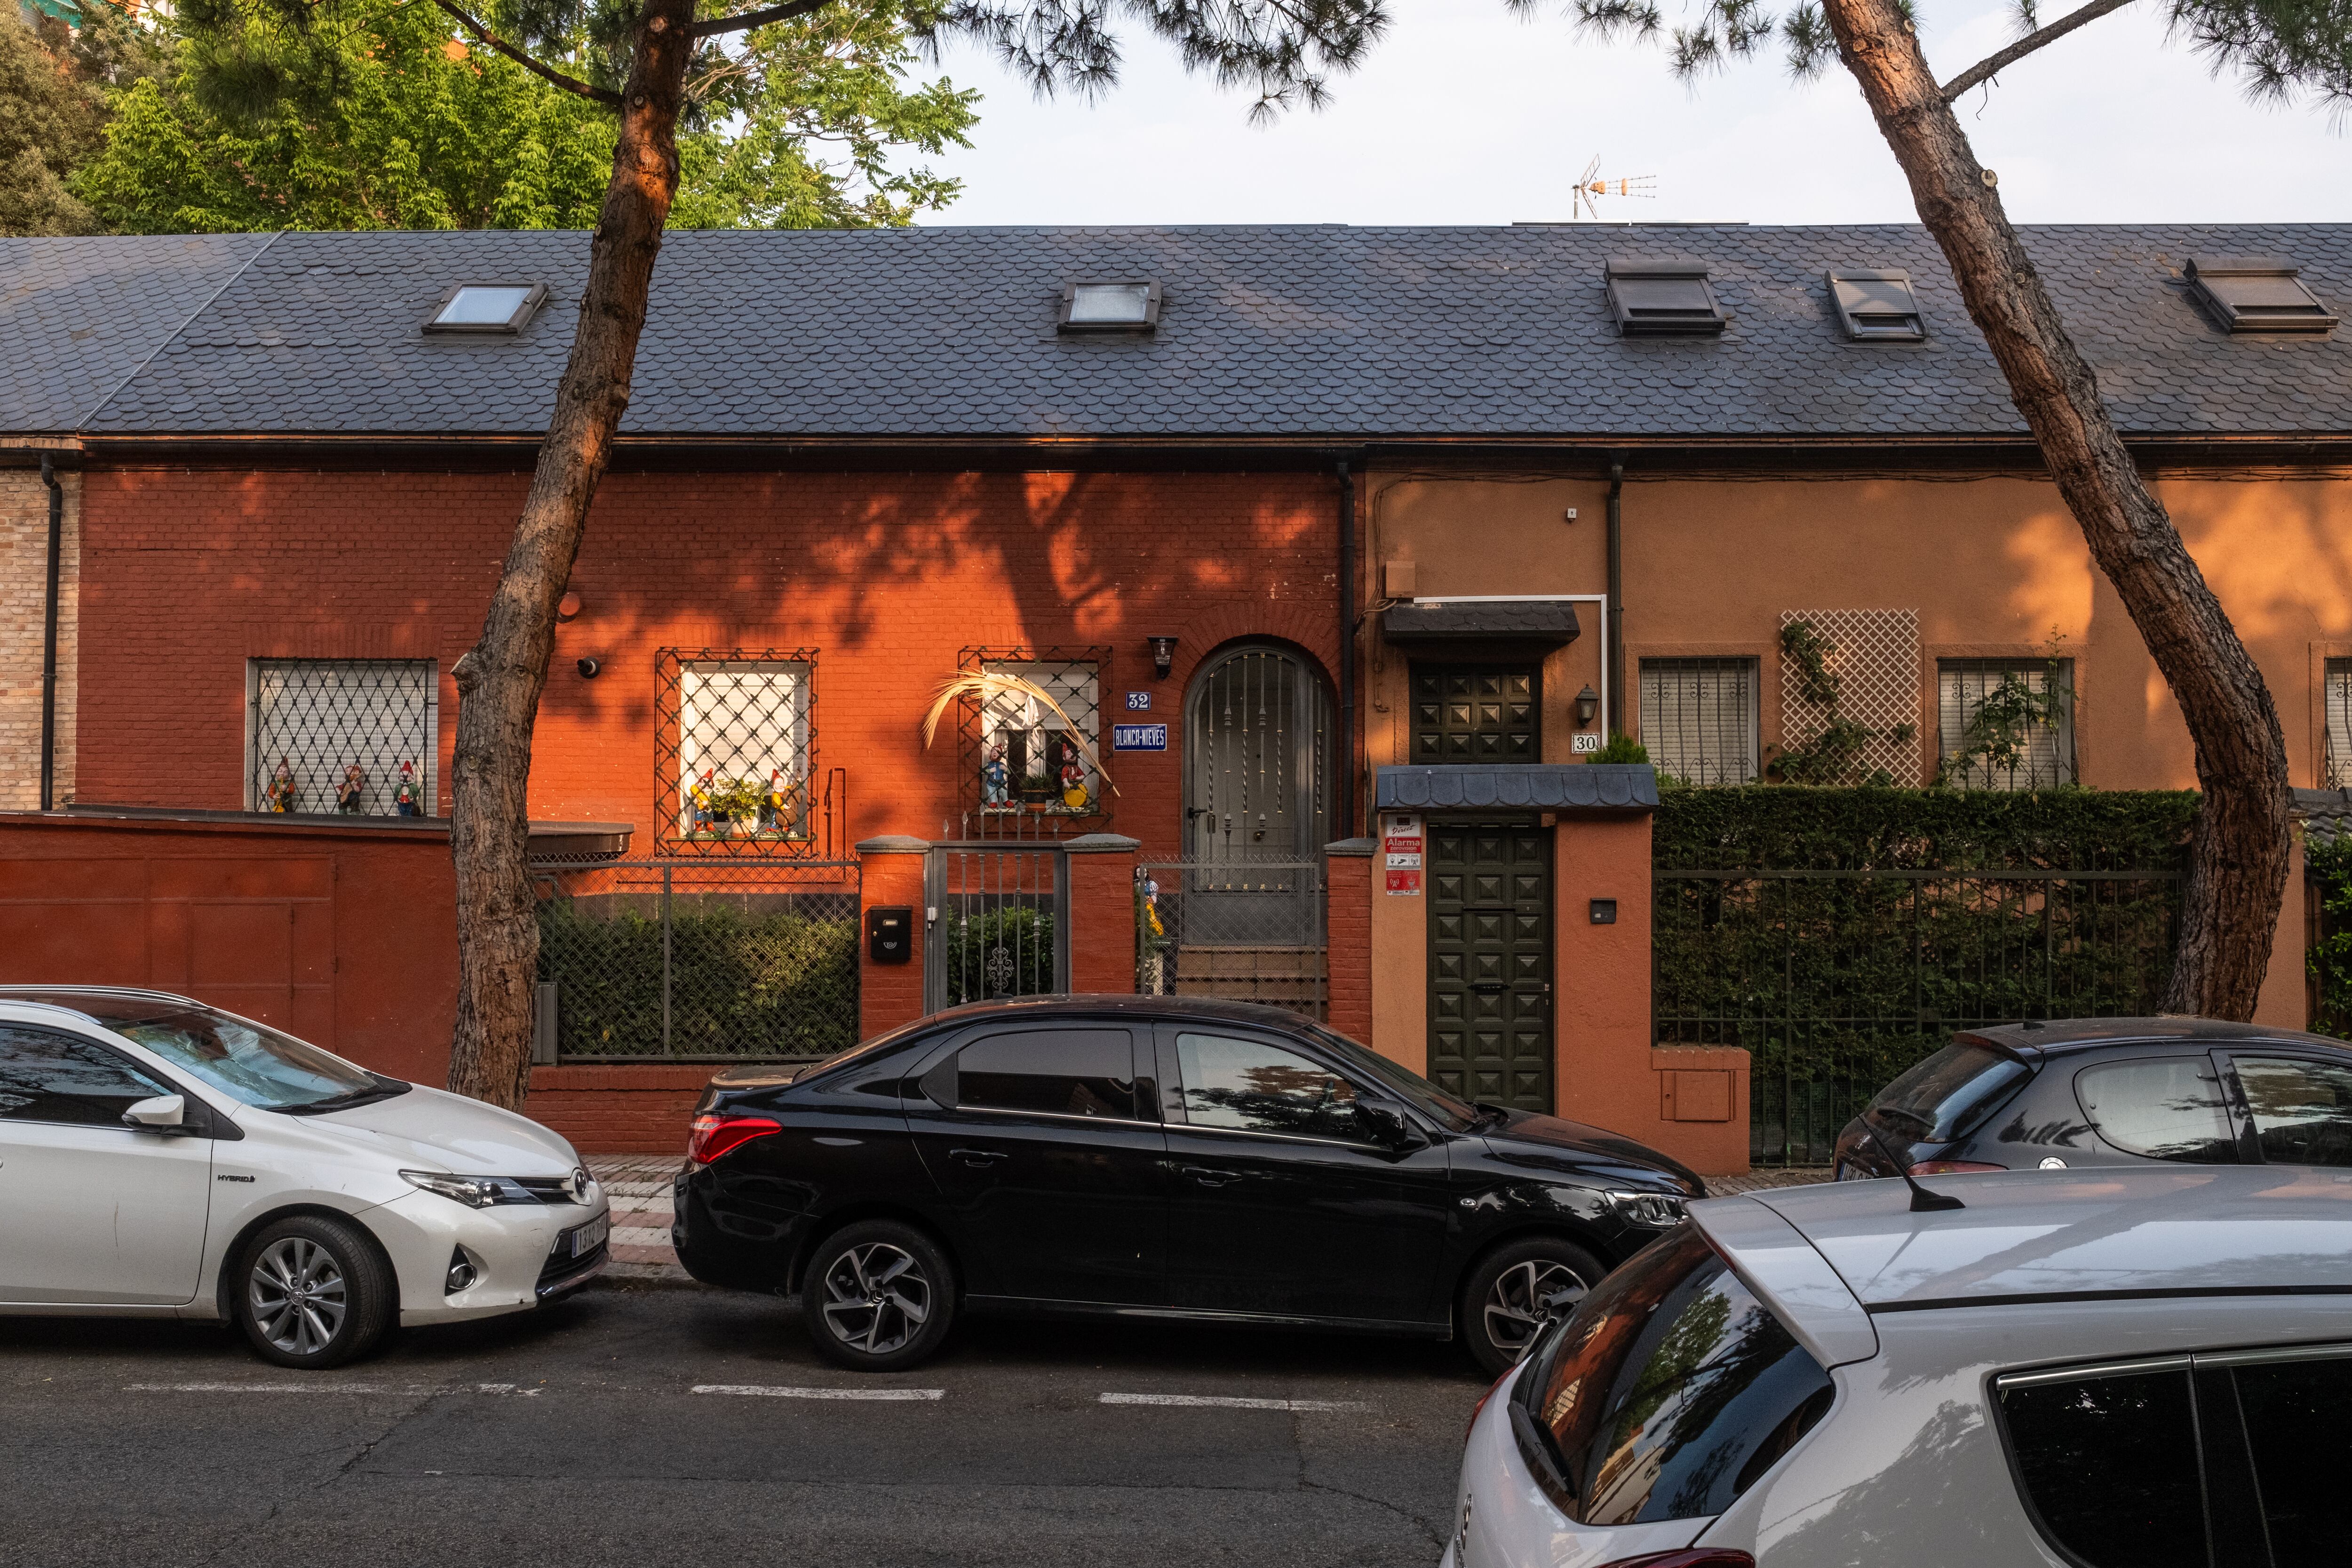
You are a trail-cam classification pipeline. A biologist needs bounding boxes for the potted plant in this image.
[702,775,765,838]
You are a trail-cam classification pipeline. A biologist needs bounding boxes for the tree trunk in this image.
[445,0,697,1107]
[1820,0,2292,1020]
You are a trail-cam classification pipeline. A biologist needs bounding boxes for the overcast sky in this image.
[914,0,2347,229]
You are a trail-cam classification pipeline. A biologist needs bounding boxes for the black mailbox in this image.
[867,906,913,964]
[1589,898,1618,925]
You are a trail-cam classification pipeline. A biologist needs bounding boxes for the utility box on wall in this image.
[866,906,913,964]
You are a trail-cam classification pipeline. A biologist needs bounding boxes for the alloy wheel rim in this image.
[819,1242,930,1356]
[1484,1259,1583,1362]
[249,1237,349,1357]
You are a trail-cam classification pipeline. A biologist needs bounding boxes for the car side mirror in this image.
[1356,1100,1425,1150]
[122,1094,188,1133]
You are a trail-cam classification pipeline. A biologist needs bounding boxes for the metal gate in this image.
[1136,860,1327,1019]
[531,858,861,1061]
[925,843,1069,1011]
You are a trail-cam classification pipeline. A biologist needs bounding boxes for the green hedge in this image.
[1654,785,2200,871]
[2308,834,2352,1040]
[942,906,1056,1005]
[538,899,859,1059]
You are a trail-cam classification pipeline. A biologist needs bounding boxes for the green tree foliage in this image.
[70,0,976,231]
[0,4,165,235]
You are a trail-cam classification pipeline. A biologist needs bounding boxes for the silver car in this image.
[1446,1166,2352,1567]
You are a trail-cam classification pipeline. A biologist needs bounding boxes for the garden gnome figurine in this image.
[981,740,1009,805]
[690,770,714,833]
[264,758,297,813]
[393,761,422,816]
[335,763,366,814]
[1060,751,1089,810]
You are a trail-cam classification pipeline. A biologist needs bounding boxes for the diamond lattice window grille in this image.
[655,650,818,856]
[958,647,1110,827]
[1778,610,1921,783]
[248,660,438,816]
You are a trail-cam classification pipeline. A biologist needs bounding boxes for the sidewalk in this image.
[583,1155,1831,1290]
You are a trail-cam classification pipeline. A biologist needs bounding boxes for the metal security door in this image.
[1183,645,1331,943]
[1427,820,1553,1112]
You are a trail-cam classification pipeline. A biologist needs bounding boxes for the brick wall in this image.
[1323,844,1373,1046]
[74,465,1342,852]
[0,463,77,810]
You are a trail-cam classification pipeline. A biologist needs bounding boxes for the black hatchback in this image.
[672,995,1703,1373]
[1835,1017,2352,1178]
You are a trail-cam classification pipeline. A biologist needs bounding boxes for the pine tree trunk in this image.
[1820,0,2291,1020]
[445,0,697,1107]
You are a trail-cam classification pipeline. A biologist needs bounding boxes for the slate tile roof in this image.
[7,223,2347,441]
[0,233,272,435]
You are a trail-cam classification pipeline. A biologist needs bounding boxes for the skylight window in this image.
[1059,280,1161,334]
[1826,269,1927,341]
[2184,256,2338,336]
[1605,257,1726,337]
[425,283,547,335]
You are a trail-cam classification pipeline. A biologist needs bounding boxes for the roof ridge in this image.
[77,231,280,433]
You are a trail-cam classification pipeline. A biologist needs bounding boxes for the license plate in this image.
[567,1215,610,1258]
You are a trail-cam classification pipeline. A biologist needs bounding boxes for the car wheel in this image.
[803,1220,956,1373]
[233,1215,396,1370]
[1460,1236,1607,1378]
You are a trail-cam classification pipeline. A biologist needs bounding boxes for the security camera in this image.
[577,657,601,678]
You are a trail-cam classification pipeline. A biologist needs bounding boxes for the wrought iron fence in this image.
[532,858,860,1061]
[1655,867,2181,1166]
[927,843,1067,1009]
[1136,860,1327,1019]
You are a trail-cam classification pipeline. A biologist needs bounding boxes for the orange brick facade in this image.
[72,463,1345,850]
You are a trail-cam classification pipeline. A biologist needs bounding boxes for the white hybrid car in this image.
[1448,1165,2352,1568]
[0,987,609,1369]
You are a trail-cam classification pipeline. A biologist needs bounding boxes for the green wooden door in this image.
[1427,820,1553,1112]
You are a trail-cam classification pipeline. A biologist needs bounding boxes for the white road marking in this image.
[1097,1392,1371,1412]
[124,1383,538,1396]
[691,1384,946,1401]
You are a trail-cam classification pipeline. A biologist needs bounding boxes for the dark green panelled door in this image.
[1411,666,1539,763]
[1427,820,1553,1113]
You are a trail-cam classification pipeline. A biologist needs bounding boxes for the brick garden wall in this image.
[72,464,1343,853]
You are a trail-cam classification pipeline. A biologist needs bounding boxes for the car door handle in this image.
[1180,1165,1244,1187]
[949,1147,1006,1167]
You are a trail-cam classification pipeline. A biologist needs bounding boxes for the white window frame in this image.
[245,659,439,815]
[675,660,812,840]
[979,660,1101,813]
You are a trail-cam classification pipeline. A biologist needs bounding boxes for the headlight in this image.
[1606,1190,1689,1228]
[400,1170,539,1208]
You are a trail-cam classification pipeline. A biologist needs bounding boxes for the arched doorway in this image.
[1178,643,1333,948]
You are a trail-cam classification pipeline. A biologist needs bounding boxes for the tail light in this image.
[1908,1159,2005,1176]
[688,1114,781,1165]
[1465,1366,1514,1445]
[1597,1552,1755,1568]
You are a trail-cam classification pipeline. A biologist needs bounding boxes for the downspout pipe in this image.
[1336,455,1356,839]
[39,453,63,812]
[1606,456,1625,741]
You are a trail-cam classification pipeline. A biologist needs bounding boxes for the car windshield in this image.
[1864,1041,2031,1143]
[1307,1023,1478,1133]
[98,1006,387,1111]
[1515,1224,1835,1526]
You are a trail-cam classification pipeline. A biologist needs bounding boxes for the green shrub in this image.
[941,905,1055,1004]
[2309,833,2352,1040]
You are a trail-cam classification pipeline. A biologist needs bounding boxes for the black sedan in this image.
[673,995,1702,1373]
[1835,1017,2352,1178]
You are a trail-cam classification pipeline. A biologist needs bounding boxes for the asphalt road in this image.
[0,1276,1484,1568]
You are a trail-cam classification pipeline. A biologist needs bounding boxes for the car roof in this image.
[0,986,204,1025]
[1956,1016,2352,1060]
[917,993,1332,1033]
[1711,1168,2352,1322]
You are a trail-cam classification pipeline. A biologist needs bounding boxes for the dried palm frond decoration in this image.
[919,671,1118,797]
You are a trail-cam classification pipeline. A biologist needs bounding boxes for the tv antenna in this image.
[1572,156,1657,221]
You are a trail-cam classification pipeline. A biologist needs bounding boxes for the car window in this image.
[1998,1364,2204,1568]
[0,1024,177,1129]
[2073,1056,2238,1163]
[104,1006,379,1110]
[1864,1041,2031,1143]
[1516,1225,1835,1527]
[1305,1023,1477,1133]
[956,1029,1137,1120]
[1175,1032,1362,1140]
[2226,1350,2352,1558]
[2230,1056,2352,1167]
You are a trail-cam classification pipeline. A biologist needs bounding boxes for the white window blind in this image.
[2326,659,2352,787]
[1640,658,1759,785]
[1937,659,2075,790]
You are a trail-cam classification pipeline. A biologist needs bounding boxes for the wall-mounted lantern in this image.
[1575,683,1600,728]
[1146,636,1179,680]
